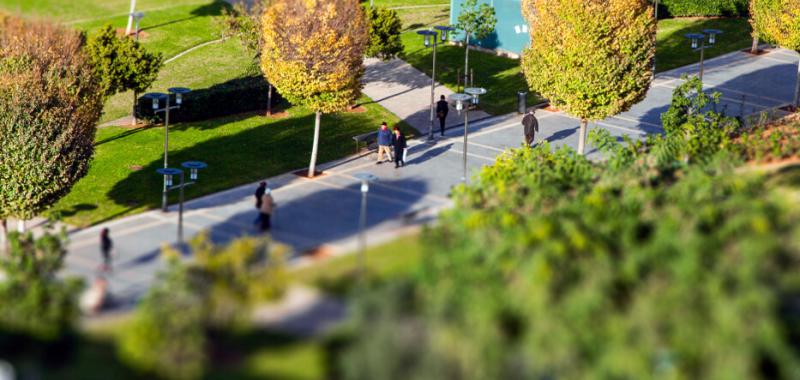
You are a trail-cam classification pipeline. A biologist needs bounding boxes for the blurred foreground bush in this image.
[118,232,288,379]
[333,78,800,379]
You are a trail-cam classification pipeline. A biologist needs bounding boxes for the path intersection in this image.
[63,48,799,305]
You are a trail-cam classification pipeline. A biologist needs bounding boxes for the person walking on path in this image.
[392,127,407,168]
[259,184,276,232]
[522,108,539,147]
[376,122,393,164]
[253,181,267,225]
[100,228,113,272]
[436,95,449,136]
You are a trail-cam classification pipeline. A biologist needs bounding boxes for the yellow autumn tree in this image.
[261,0,368,177]
[750,0,800,107]
[521,0,655,154]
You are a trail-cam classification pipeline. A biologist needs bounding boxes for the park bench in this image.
[352,131,379,154]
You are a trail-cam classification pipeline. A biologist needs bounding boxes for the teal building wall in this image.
[449,0,529,56]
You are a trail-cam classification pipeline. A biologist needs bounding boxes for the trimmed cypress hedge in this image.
[661,0,748,17]
[137,75,281,123]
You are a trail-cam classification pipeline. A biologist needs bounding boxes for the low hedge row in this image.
[661,0,748,17]
[136,75,281,123]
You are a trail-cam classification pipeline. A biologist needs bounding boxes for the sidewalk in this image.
[62,48,799,308]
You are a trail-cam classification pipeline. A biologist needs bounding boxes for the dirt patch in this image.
[305,245,334,260]
[742,47,771,56]
[115,28,149,40]
[129,165,144,171]
[265,110,290,119]
[544,104,561,112]
[346,105,367,113]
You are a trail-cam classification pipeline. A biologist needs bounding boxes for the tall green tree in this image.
[0,15,104,224]
[750,0,800,107]
[456,0,496,88]
[365,7,403,61]
[521,0,655,154]
[261,0,368,177]
[85,25,163,125]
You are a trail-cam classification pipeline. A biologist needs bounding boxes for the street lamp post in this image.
[146,87,191,211]
[354,173,378,277]
[156,161,207,243]
[417,26,454,142]
[684,29,722,82]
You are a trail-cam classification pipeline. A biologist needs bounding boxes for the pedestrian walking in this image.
[392,127,407,168]
[522,108,539,147]
[376,122,393,164]
[259,186,275,232]
[253,181,267,225]
[100,228,113,272]
[436,95,449,136]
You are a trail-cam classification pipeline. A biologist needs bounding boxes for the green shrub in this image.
[136,76,282,123]
[0,15,104,220]
[365,7,403,61]
[662,0,749,16]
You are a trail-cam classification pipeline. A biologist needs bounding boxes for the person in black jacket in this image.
[436,95,449,136]
[392,127,407,168]
[522,108,539,147]
[100,228,113,272]
[253,181,267,225]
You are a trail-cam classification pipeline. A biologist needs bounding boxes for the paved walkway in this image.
[62,48,799,310]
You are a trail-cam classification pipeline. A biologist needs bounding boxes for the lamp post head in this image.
[354,172,378,193]
[434,25,455,42]
[450,93,473,113]
[132,11,145,21]
[168,87,191,106]
[156,167,182,187]
[143,92,168,111]
[417,29,437,48]
[181,161,207,181]
[684,32,705,49]
[702,29,722,45]
[465,87,487,105]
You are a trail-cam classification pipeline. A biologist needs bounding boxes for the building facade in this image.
[449,0,530,57]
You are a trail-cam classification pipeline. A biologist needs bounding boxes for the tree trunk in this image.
[267,84,273,116]
[125,0,137,35]
[464,33,470,91]
[795,60,800,109]
[578,119,588,155]
[751,36,760,55]
[308,111,322,178]
[132,90,138,126]
[0,219,6,254]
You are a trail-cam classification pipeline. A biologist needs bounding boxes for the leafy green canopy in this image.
[336,81,800,379]
[0,15,104,220]
[260,0,368,113]
[456,0,497,41]
[521,0,655,121]
[85,25,163,98]
[365,7,403,61]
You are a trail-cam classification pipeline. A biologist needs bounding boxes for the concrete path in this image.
[62,48,799,309]
[362,57,492,134]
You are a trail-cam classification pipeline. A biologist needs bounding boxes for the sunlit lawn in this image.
[655,17,753,73]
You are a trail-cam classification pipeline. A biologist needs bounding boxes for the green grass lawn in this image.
[0,0,211,23]
[362,0,449,8]
[655,17,753,73]
[53,99,410,227]
[292,232,423,296]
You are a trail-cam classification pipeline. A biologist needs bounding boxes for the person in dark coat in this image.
[376,122,394,164]
[253,181,267,225]
[392,127,407,168]
[522,108,539,146]
[436,95,449,136]
[100,228,113,272]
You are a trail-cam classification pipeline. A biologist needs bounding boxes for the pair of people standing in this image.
[376,122,407,168]
[254,181,275,232]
